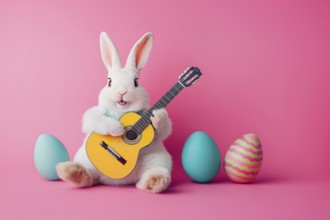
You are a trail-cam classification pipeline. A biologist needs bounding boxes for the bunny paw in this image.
[136,167,171,193]
[108,120,125,136]
[96,119,124,136]
[151,109,169,130]
[56,162,93,187]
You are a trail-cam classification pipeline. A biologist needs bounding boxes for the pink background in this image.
[1,0,329,219]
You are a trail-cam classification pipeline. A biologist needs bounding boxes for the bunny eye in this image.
[108,78,112,87]
[134,78,139,87]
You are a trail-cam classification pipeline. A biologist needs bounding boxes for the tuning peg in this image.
[180,68,189,77]
[190,78,201,87]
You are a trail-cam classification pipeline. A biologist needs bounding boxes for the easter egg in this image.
[182,131,221,183]
[224,133,262,183]
[34,133,70,180]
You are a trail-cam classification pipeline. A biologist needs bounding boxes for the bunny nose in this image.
[117,87,127,96]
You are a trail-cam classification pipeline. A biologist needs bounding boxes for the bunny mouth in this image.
[117,100,128,107]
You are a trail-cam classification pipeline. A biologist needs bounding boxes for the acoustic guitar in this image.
[86,67,202,179]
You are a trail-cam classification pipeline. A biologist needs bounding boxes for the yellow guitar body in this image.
[86,112,155,179]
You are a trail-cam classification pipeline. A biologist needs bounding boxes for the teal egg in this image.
[34,133,70,180]
[182,131,221,183]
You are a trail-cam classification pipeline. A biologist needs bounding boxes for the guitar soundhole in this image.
[126,129,138,141]
[122,126,141,145]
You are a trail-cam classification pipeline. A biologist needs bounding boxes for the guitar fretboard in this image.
[132,81,185,134]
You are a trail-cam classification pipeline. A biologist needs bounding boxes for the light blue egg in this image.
[182,131,221,183]
[34,133,70,180]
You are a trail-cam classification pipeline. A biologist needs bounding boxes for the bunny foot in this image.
[56,162,93,187]
[136,167,171,193]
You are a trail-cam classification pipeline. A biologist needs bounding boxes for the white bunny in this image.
[56,32,172,193]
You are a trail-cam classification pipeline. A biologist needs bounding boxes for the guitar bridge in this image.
[99,141,127,165]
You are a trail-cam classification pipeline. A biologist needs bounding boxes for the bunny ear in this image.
[100,32,122,70]
[125,32,154,71]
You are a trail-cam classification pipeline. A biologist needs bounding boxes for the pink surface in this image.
[1,0,329,219]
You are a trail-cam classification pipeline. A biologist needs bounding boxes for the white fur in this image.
[57,32,172,193]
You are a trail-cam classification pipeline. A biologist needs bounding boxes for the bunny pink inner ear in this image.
[100,32,122,70]
[126,33,153,70]
[103,48,113,67]
[135,37,151,68]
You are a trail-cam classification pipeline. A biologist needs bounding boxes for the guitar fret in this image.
[158,99,167,108]
[162,95,171,103]
[132,81,185,134]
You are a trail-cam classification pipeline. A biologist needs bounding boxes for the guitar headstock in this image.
[179,66,202,87]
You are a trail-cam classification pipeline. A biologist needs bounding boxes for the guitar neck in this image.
[133,81,185,134]
[150,81,185,111]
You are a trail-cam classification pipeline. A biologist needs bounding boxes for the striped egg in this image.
[224,133,262,183]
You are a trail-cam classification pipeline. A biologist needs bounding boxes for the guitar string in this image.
[127,84,183,139]
[136,84,180,131]
[136,82,183,136]
[126,82,184,140]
